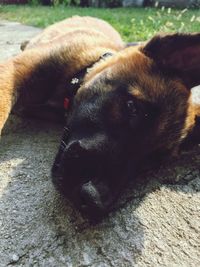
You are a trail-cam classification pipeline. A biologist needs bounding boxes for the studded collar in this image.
[64,52,113,110]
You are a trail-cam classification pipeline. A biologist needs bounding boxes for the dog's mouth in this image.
[51,135,122,220]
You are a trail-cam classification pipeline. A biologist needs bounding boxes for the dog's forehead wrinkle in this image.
[84,51,148,91]
[77,81,125,109]
[85,75,119,96]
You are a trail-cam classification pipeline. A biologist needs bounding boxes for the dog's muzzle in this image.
[52,129,115,220]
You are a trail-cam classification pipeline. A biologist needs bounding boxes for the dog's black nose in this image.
[65,140,85,159]
[80,181,105,218]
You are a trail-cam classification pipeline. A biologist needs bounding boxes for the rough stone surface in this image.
[0,20,200,267]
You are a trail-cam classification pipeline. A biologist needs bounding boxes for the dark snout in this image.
[79,181,108,219]
[65,140,83,158]
[52,136,119,220]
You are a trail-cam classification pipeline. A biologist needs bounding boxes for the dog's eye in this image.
[127,100,137,116]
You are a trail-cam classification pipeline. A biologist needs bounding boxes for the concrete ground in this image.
[0,20,200,267]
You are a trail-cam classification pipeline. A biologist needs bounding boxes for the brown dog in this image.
[0,16,200,220]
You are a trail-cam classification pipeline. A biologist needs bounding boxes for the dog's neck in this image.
[63,52,114,110]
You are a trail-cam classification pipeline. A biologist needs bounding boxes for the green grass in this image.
[0,5,199,41]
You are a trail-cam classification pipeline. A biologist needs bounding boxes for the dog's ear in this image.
[141,33,200,89]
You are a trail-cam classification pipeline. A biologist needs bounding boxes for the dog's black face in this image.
[52,85,156,219]
[52,47,192,220]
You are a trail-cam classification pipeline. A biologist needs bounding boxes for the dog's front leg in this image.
[191,85,200,117]
[190,85,200,141]
[0,59,18,135]
[0,48,67,135]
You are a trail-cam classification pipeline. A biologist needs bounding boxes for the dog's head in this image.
[52,33,200,220]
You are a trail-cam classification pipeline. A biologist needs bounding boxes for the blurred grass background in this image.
[0,5,199,41]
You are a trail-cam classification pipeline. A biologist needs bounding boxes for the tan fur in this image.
[24,16,123,50]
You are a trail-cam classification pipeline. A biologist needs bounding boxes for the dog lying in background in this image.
[0,16,200,220]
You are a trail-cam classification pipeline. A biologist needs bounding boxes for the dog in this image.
[0,16,200,220]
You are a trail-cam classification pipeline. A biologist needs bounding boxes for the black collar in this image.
[64,52,113,110]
